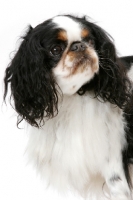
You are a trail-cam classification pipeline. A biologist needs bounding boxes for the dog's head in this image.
[51,16,99,95]
[4,15,130,127]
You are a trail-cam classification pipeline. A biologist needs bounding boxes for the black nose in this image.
[70,42,86,52]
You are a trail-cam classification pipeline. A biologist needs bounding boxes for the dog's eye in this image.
[50,45,63,56]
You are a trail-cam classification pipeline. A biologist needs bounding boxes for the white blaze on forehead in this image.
[52,16,81,43]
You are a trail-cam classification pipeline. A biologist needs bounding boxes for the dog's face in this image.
[50,16,99,95]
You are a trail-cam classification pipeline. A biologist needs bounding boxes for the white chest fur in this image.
[26,93,127,196]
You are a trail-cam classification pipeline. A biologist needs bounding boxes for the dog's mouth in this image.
[64,50,99,77]
[73,55,91,67]
[69,56,91,75]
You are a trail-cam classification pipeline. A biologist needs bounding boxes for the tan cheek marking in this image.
[81,29,89,38]
[63,48,99,77]
[64,51,89,76]
[65,52,84,73]
[57,30,67,41]
[67,51,82,62]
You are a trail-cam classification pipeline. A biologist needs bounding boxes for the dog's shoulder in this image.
[120,56,133,70]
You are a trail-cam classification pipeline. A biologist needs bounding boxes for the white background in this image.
[0,0,133,200]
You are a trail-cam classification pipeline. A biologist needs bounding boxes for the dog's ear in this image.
[4,26,59,127]
[87,21,117,61]
[82,17,131,109]
[100,41,116,61]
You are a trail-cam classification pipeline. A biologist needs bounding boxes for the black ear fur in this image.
[100,42,116,61]
[79,17,132,110]
[4,25,59,127]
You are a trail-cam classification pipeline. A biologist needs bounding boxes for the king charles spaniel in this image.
[4,15,133,200]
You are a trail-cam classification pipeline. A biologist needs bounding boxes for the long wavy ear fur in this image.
[4,25,59,127]
[79,16,132,110]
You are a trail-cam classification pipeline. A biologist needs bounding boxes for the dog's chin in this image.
[54,68,96,95]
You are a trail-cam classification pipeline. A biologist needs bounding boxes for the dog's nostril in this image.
[70,42,86,52]
[71,43,78,51]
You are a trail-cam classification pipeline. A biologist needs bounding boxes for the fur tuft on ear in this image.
[4,25,59,128]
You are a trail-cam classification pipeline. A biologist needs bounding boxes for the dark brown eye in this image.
[50,45,63,56]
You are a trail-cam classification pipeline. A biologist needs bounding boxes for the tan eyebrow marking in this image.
[81,29,89,38]
[57,30,67,41]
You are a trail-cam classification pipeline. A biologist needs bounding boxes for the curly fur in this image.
[4,24,60,127]
[4,15,133,199]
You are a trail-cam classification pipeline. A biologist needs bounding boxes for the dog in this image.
[4,15,133,199]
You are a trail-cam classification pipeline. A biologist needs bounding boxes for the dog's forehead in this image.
[52,16,82,43]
